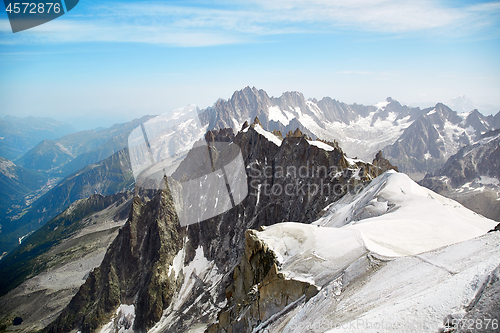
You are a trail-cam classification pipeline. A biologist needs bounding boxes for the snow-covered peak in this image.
[446,95,478,113]
[374,100,390,110]
[314,171,497,257]
[242,171,499,332]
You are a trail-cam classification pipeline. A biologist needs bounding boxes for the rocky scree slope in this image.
[0,192,133,332]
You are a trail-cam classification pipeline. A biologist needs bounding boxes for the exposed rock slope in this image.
[419,129,500,221]
[0,149,135,255]
[0,192,133,332]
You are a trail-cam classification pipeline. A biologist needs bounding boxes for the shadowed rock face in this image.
[207,229,320,333]
[43,190,185,333]
[43,121,396,333]
[372,151,398,173]
[419,130,500,221]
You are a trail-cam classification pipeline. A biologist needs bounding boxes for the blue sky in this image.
[1,0,499,128]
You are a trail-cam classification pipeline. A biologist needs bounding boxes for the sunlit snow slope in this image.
[313,170,495,256]
[252,171,499,332]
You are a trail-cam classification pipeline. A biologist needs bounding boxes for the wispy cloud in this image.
[1,0,499,46]
[339,71,377,75]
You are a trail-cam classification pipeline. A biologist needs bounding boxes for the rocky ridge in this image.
[43,119,396,332]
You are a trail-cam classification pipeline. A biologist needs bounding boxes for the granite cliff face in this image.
[43,119,395,332]
[206,229,320,333]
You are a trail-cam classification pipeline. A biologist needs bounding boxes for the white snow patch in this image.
[268,106,294,126]
[168,247,185,279]
[307,140,334,151]
[255,183,262,206]
[345,157,365,166]
[374,100,390,110]
[477,176,499,186]
[253,124,283,146]
[100,304,135,333]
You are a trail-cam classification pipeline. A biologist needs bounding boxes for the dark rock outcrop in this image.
[207,230,319,333]
[372,150,398,173]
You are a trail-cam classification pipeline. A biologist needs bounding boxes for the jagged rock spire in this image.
[241,120,249,131]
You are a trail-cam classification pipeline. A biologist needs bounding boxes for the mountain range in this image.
[198,87,499,179]
[0,117,496,333]
[0,87,498,332]
[2,86,498,258]
[0,149,135,255]
[16,115,152,178]
[0,116,152,254]
[0,116,76,161]
[419,129,500,221]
